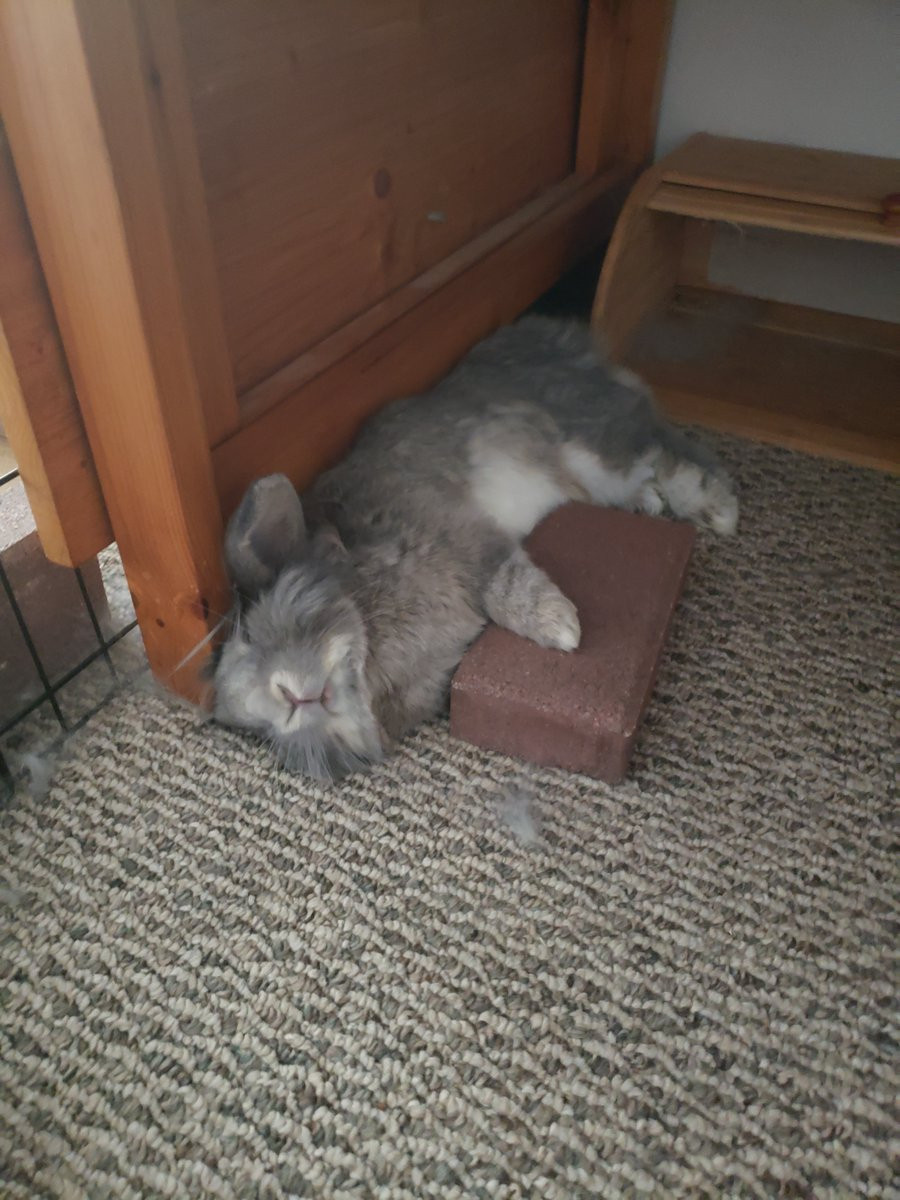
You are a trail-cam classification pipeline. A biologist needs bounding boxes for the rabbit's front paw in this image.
[534,591,581,652]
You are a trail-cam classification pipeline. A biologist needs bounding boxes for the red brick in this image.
[450,504,695,782]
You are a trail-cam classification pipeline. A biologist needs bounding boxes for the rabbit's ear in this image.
[224,474,306,596]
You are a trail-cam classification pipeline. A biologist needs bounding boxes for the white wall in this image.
[653,0,900,320]
[656,0,900,160]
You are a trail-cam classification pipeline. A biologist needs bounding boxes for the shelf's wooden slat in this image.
[648,182,900,246]
[627,289,900,472]
[660,133,900,216]
[669,288,900,356]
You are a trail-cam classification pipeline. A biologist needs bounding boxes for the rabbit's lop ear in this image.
[225,473,306,596]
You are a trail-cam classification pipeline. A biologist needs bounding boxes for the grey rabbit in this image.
[214,316,737,780]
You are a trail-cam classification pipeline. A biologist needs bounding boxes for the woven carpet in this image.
[2,436,898,1199]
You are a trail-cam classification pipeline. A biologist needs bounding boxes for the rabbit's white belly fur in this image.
[469,444,654,538]
[469,452,568,538]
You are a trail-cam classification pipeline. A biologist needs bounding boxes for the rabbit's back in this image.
[311,316,663,549]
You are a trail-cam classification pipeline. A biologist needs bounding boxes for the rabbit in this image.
[213,315,737,780]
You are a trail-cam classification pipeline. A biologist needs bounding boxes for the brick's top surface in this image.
[452,505,695,737]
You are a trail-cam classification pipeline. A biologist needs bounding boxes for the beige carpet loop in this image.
[1,437,898,1199]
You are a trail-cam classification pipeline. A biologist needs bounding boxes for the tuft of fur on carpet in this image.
[1,435,898,1199]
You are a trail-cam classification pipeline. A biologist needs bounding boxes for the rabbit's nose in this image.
[271,669,324,710]
[278,683,321,709]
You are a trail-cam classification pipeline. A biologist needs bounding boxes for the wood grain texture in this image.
[177,0,585,395]
[629,289,900,472]
[237,176,598,425]
[576,0,674,177]
[0,0,231,696]
[648,182,900,246]
[81,0,239,447]
[661,133,900,214]
[0,126,112,566]
[214,167,632,518]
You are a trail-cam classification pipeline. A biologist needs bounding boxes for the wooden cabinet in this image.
[0,0,672,698]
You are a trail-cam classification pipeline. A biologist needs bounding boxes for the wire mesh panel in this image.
[0,466,142,799]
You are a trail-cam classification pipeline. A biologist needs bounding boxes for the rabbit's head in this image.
[213,475,383,780]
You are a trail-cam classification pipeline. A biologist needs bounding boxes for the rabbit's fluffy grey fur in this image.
[214,316,737,779]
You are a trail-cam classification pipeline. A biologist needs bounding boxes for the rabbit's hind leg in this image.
[652,428,739,535]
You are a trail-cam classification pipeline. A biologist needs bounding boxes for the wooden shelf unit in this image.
[593,134,900,472]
